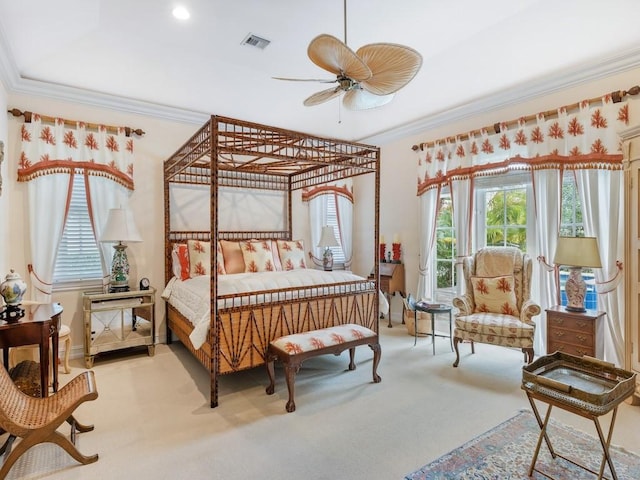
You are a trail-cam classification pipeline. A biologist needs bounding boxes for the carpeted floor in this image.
[405,410,640,480]
[2,319,640,479]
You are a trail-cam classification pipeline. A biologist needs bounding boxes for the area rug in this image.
[405,410,640,480]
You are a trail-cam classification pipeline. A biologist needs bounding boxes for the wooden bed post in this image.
[210,115,220,408]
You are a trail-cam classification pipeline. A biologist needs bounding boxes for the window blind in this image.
[326,195,345,264]
[53,175,103,284]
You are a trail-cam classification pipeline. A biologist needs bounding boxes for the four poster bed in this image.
[163,116,382,407]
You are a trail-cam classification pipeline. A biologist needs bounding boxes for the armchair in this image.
[452,246,540,367]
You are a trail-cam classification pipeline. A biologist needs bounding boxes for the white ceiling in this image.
[2,0,640,143]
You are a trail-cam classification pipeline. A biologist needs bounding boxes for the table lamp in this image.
[100,207,142,292]
[553,236,602,312]
[318,226,339,271]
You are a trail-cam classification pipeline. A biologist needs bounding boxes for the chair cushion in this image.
[455,312,534,338]
[471,275,518,315]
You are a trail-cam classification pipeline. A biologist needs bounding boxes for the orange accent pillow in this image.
[471,275,518,315]
[241,240,276,272]
[172,243,190,280]
[220,240,245,274]
[277,240,307,270]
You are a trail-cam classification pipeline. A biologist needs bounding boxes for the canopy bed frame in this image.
[163,115,381,407]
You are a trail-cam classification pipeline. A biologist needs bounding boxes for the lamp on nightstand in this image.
[318,226,339,271]
[553,236,602,312]
[100,208,142,292]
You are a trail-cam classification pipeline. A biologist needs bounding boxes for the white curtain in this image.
[308,195,328,260]
[415,96,629,358]
[18,117,135,299]
[531,168,561,354]
[335,192,353,267]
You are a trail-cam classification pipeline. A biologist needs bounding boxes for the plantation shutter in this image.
[326,195,345,264]
[53,175,103,283]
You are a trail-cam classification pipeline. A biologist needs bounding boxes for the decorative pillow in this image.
[220,240,245,274]
[187,240,211,277]
[241,241,276,272]
[215,241,226,275]
[277,240,307,270]
[471,275,518,315]
[271,240,283,271]
[172,243,190,280]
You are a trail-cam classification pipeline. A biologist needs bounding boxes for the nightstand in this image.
[82,287,156,368]
[546,305,605,358]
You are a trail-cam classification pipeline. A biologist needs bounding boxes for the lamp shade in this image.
[553,236,602,268]
[100,208,142,243]
[317,226,339,248]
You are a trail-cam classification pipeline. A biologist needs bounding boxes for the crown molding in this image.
[2,31,640,141]
[362,45,640,146]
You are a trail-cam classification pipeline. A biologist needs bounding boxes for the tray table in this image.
[521,351,636,480]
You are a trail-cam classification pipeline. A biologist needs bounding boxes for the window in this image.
[52,175,103,290]
[325,195,345,264]
[435,195,456,300]
[558,173,597,309]
[480,185,528,250]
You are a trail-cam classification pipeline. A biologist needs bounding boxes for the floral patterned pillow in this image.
[187,240,211,277]
[241,241,276,272]
[277,240,307,270]
[471,275,518,315]
[187,240,225,277]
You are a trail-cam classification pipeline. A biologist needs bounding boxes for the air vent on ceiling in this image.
[242,33,271,49]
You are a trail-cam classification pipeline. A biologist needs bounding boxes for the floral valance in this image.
[17,115,135,190]
[302,179,353,203]
[416,96,628,196]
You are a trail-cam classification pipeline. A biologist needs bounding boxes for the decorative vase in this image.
[0,269,27,306]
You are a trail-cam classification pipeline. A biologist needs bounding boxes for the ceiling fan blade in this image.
[308,34,372,81]
[272,77,337,83]
[343,88,394,110]
[304,87,342,106]
[356,43,423,96]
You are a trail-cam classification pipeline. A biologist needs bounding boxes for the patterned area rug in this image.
[405,410,640,480]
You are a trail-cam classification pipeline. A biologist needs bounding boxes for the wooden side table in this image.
[546,305,605,358]
[0,303,62,396]
[370,262,405,327]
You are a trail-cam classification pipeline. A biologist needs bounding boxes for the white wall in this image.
[0,79,7,279]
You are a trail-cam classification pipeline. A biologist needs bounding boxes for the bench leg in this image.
[348,347,356,370]
[265,357,276,395]
[369,343,382,383]
[284,362,299,413]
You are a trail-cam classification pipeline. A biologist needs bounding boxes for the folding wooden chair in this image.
[0,365,98,479]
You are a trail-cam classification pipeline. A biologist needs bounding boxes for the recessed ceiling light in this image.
[172,5,190,20]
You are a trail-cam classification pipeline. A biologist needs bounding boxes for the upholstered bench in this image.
[266,324,381,412]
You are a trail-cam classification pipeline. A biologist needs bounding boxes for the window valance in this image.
[416,96,628,196]
[17,115,135,190]
[302,180,353,203]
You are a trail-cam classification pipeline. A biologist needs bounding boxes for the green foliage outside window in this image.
[435,197,456,288]
[485,188,527,249]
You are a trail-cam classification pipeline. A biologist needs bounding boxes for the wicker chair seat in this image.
[0,365,99,479]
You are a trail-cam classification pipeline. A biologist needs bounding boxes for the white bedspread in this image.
[162,269,389,349]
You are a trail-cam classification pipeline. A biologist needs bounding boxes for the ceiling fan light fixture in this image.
[275,0,422,110]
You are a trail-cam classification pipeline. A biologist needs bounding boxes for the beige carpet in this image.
[3,322,640,480]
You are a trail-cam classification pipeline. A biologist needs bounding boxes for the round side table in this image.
[413,303,453,354]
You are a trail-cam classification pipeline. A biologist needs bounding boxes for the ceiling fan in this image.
[274,0,423,110]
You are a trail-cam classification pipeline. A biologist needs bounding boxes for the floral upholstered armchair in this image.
[452,246,541,367]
